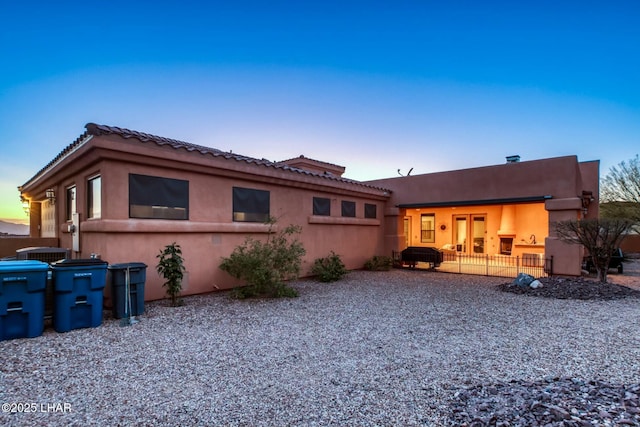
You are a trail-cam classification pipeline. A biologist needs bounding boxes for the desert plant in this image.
[364,255,394,271]
[219,221,305,298]
[311,251,347,282]
[156,242,186,306]
[554,218,633,283]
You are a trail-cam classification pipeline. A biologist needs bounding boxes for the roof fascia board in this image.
[397,195,553,208]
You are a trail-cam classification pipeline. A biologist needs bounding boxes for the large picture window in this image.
[233,187,270,222]
[87,176,101,219]
[129,174,189,220]
[313,197,330,216]
[421,213,435,243]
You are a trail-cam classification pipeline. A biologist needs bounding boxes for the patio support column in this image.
[545,197,583,276]
[383,207,404,257]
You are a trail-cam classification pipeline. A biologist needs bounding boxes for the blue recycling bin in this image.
[0,260,49,341]
[108,263,147,319]
[51,259,108,333]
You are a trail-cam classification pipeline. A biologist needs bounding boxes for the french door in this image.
[453,214,486,254]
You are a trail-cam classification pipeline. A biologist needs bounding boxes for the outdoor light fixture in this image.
[45,188,56,205]
[20,196,30,215]
[581,190,594,216]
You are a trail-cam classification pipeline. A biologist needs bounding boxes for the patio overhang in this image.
[397,195,553,209]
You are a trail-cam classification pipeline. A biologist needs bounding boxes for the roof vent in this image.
[506,155,520,163]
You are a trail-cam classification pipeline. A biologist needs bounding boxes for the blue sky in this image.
[1,1,639,222]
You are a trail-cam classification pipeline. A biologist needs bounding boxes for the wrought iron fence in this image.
[439,252,552,278]
[394,250,553,278]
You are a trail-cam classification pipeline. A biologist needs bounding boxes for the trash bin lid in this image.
[51,259,108,268]
[108,262,147,270]
[0,260,49,272]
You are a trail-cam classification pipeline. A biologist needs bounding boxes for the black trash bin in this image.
[108,263,147,319]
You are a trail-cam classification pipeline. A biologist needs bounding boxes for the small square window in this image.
[313,197,331,216]
[341,200,356,218]
[364,203,377,219]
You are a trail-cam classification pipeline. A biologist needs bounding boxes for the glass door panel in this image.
[472,215,486,254]
[454,216,467,252]
[403,217,411,248]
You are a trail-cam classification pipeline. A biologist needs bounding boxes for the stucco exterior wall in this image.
[18,124,601,301]
[367,156,599,276]
[20,132,389,301]
[367,156,586,206]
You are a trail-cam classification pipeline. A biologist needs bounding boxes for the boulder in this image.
[529,279,543,289]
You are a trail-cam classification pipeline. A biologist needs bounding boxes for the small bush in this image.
[219,221,305,298]
[311,251,347,282]
[364,255,394,271]
[156,242,186,306]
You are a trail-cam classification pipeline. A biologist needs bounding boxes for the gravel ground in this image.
[1,268,640,426]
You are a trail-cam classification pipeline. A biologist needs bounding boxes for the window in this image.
[233,187,270,222]
[364,203,377,219]
[87,176,101,219]
[341,200,356,217]
[313,197,330,216]
[420,213,435,243]
[129,174,189,220]
[66,186,76,221]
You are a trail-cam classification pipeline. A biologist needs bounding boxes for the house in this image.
[16,123,599,300]
[18,124,390,300]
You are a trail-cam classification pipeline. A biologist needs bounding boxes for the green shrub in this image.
[311,251,347,282]
[219,221,305,298]
[156,242,186,306]
[364,255,394,271]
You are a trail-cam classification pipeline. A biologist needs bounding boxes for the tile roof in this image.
[22,123,391,193]
[277,154,346,171]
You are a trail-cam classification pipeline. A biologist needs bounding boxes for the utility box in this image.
[51,259,108,333]
[107,263,147,319]
[0,260,49,341]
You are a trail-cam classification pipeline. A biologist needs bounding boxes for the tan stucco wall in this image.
[21,134,389,301]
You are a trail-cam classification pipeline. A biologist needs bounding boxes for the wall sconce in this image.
[581,190,594,215]
[45,188,56,205]
[20,196,30,215]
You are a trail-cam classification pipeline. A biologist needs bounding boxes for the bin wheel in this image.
[618,264,623,274]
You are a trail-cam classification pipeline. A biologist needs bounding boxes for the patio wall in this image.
[0,237,59,259]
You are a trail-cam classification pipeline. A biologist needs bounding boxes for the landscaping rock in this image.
[447,378,640,426]
[529,279,543,289]
[513,272,535,288]
[498,276,640,300]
